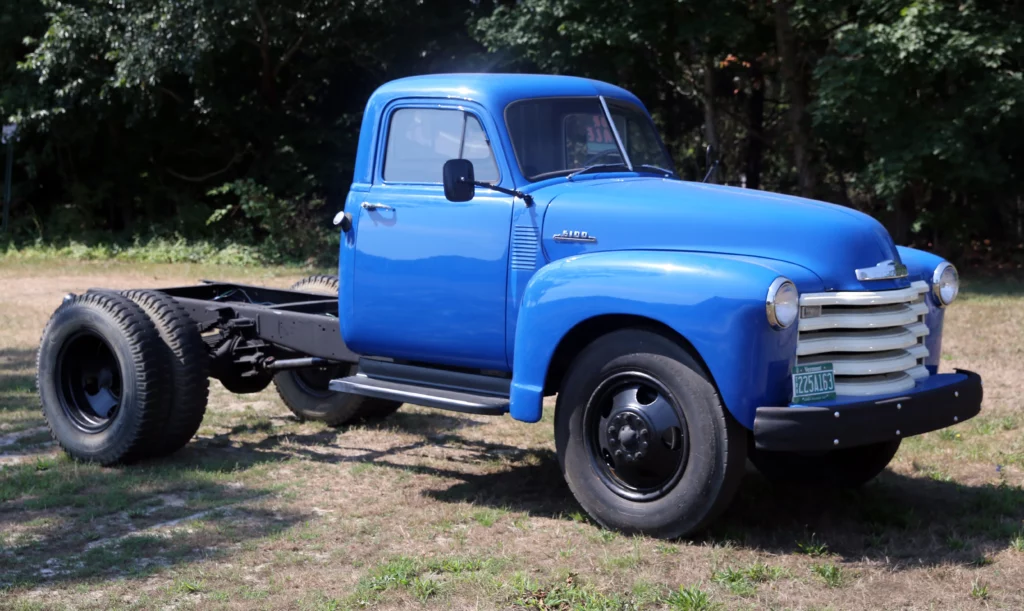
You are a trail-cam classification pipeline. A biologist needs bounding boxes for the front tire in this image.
[37,292,173,465]
[272,275,401,425]
[749,440,901,489]
[555,329,746,539]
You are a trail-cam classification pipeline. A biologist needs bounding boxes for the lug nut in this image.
[614,450,623,459]
[635,451,645,459]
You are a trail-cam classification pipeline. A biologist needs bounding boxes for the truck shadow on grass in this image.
[0,348,43,439]
[219,418,1024,569]
[0,449,311,590]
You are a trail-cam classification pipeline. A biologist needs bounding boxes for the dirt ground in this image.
[1,259,1022,610]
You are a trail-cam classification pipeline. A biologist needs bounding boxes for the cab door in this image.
[345,102,514,370]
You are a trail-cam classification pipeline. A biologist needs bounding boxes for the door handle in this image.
[361,202,394,212]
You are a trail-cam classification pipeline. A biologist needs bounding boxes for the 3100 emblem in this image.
[553,230,597,243]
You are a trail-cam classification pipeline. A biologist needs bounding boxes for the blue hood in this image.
[538,178,907,292]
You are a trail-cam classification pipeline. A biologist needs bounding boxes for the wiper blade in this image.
[567,163,629,180]
[635,164,676,177]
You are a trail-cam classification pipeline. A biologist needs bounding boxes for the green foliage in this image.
[1,0,489,259]
[811,562,845,588]
[1,0,1022,263]
[666,584,718,611]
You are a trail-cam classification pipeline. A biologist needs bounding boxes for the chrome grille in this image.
[797,281,930,396]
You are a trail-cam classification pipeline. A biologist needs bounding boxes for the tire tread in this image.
[37,292,172,465]
[122,290,210,456]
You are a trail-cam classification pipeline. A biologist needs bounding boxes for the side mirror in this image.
[443,159,475,202]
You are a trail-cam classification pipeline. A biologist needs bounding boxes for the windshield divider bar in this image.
[599,96,632,172]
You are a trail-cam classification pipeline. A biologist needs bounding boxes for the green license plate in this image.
[791,363,836,404]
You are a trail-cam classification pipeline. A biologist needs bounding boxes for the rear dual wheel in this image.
[271,275,401,425]
[37,291,208,465]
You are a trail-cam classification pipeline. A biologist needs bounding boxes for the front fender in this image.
[897,245,948,371]
[509,251,807,427]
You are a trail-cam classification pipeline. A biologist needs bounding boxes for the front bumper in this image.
[753,369,982,452]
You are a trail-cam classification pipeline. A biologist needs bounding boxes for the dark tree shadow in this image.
[218,421,1023,569]
[0,347,38,398]
[0,448,311,589]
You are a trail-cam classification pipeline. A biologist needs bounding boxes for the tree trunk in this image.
[774,0,816,197]
[745,61,765,190]
[701,54,720,183]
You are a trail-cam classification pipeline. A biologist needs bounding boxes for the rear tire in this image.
[555,329,746,539]
[122,290,209,457]
[749,440,901,489]
[272,275,401,425]
[37,292,173,465]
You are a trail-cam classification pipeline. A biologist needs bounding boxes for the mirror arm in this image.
[461,178,534,206]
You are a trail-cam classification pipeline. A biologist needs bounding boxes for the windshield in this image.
[505,97,674,181]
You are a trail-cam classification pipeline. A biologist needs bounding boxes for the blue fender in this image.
[896,246,948,371]
[509,250,816,428]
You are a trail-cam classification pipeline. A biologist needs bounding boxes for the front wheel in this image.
[555,329,747,539]
[749,440,901,489]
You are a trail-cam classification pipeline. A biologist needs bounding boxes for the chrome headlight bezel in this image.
[931,262,959,307]
[766,277,799,330]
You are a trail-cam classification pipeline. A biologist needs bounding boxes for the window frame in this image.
[504,96,674,182]
[378,102,502,187]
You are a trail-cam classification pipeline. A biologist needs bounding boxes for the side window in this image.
[383,108,500,184]
[384,108,463,183]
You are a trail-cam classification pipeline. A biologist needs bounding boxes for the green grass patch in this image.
[470,506,508,527]
[811,562,845,588]
[666,584,718,610]
[796,536,830,557]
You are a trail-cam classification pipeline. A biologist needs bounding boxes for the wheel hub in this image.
[585,372,689,502]
[607,412,651,461]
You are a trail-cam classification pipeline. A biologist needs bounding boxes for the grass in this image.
[811,563,845,588]
[666,584,718,610]
[0,260,1022,609]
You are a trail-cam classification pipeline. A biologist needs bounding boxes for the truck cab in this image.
[331,73,981,536]
[36,73,982,539]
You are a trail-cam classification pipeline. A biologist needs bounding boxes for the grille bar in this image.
[797,281,930,397]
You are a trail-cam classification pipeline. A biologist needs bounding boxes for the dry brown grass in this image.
[1,260,1022,610]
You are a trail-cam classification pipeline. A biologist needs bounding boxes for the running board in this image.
[329,359,510,416]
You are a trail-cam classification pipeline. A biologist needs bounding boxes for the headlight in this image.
[932,262,959,306]
[766,277,798,329]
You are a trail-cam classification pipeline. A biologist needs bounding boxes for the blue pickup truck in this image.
[37,73,982,538]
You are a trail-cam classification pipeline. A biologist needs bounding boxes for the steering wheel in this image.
[579,149,623,167]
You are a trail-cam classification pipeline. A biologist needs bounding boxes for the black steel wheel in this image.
[555,328,747,539]
[56,331,123,433]
[584,372,689,501]
[37,292,173,465]
[122,290,210,457]
[271,275,401,425]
